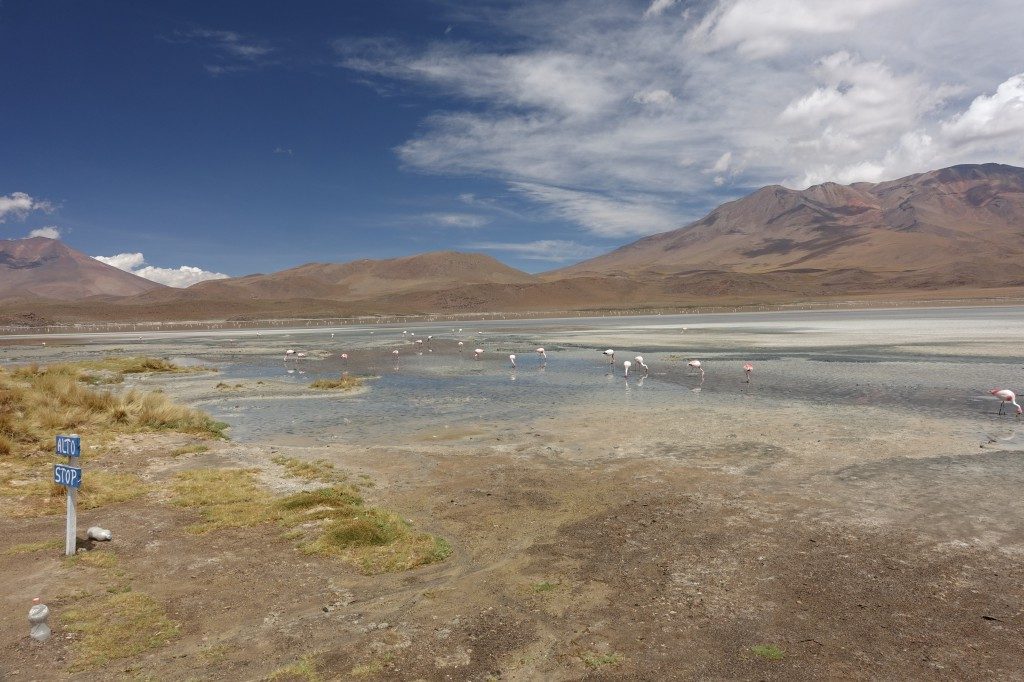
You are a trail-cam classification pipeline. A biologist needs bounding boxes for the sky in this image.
[3,0,1024,285]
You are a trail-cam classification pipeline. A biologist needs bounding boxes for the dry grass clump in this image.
[1,469,149,518]
[271,455,344,483]
[171,469,275,533]
[62,592,179,669]
[0,363,226,460]
[171,468,451,574]
[309,375,363,391]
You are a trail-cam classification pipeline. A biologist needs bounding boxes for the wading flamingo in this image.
[509,354,516,368]
[634,356,648,374]
[474,348,484,359]
[990,388,1022,416]
[743,363,753,382]
[340,353,348,361]
[536,347,547,360]
[458,341,464,352]
[623,360,632,377]
[602,349,615,365]
[296,352,307,359]
[284,349,296,360]
[688,359,704,378]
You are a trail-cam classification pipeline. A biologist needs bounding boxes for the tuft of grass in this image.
[350,653,392,677]
[751,644,785,661]
[65,550,118,570]
[3,470,149,519]
[532,580,559,593]
[266,654,322,681]
[77,356,209,375]
[171,469,274,533]
[309,375,363,391]
[62,592,179,669]
[171,468,451,574]
[170,444,210,457]
[2,538,63,555]
[581,652,623,669]
[271,455,345,483]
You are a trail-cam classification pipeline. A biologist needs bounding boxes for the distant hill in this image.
[0,237,166,302]
[550,163,1024,289]
[7,164,1024,324]
[177,251,539,301]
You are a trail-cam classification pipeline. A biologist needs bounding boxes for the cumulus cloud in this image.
[93,252,229,288]
[464,239,603,262]
[337,0,1024,238]
[27,226,61,239]
[0,192,53,223]
[426,212,491,228]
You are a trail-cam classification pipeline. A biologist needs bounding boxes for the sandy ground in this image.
[3,311,1024,680]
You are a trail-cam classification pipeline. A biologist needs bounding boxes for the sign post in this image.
[54,435,81,556]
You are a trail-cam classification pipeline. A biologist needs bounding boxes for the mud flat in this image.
[2,307,1023,679]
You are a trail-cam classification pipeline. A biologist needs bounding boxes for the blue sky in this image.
[3,1,1024,285]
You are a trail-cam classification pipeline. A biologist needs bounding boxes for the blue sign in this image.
[56,435,81,457]
[54,463,82,489]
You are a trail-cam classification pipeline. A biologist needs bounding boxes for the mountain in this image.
[551,163,1024,288]
[180,251,538,301]
[0,237,166,301]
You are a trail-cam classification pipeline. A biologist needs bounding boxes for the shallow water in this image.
[5,306,1024,447]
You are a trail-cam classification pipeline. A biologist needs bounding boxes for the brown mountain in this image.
[551,163,1024,288]
[0,237,166,302]
[173,251,538,301]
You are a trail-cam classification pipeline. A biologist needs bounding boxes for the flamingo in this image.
[331,332,335,339]
[340,353,349,361]
[296,352,307,359]
[602,349,615,365]
[990,388,1022,416]
[474,348,484,359]
[623,360,632,377]
[688,359,704,378]
[536,347,547,360]
[509,354,516,368]
[743,362,753,382]
[284,349,296,360]
[458,341,464,352]
[634,356,648,374]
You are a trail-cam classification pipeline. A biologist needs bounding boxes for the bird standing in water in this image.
[536,347,546,361]
[990,388,1022,416]
[474,348,484,359]
[602,349,615,365]
[509,354,516,368]
[743,363,753,382]
[688,359,704,378]
[623,360,632,377]
[634,356,648,374]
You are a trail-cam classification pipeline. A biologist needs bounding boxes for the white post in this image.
[65,488,77,556]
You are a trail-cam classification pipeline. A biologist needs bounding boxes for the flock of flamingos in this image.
[280,328,1023,417]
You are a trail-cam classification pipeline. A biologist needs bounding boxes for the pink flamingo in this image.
[340,353,349,361]
[743,362,753,382]
[623,360,632,377]
[602,349,615,365]
[458,341,464,352]
[536,347,546,360]
[509,354,516,368]
[284,349,296,361]
[688,359,704,378]
[634,356,648,374]
[474,348,484,359]
[990,388,1022,416]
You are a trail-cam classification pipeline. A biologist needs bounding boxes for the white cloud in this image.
[633,89,676,106]
[0,192,53,223]
[338,0,1024,237]
[93,252,229,288]
[27,226,61,239]
[464,239,603,262]
[643,0,678,19]
[426,212,491,228]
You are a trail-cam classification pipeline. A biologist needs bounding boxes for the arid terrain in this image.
[2,308,1023,679]
[5,164,1024,326]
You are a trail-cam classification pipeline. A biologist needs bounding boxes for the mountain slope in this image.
[0,237,167,301]
[178,251,539,301]
[551,163,1024,286]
